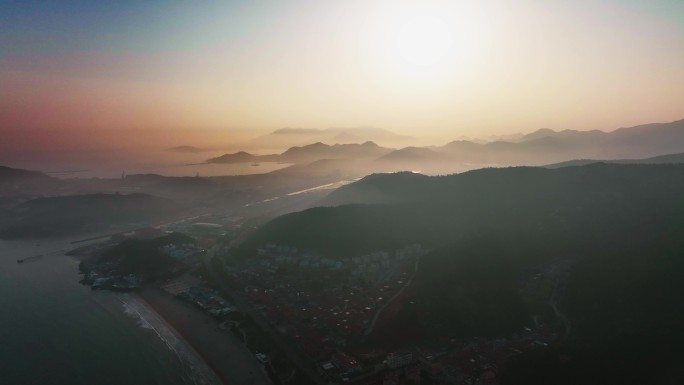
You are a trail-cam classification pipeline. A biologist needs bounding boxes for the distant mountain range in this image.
[252,127,414,150]
[544,152,684,168]
[407,118,684,167]
[166,145,204,154]
[207,141,394,165]
[206,151,280,164]
[208,119,684,174]
[279,141,393,163]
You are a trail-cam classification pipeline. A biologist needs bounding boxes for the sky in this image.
[1,0,683,153]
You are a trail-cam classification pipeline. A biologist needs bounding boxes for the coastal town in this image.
[73,212,566,385]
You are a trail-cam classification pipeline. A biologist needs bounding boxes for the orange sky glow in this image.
[1,0,683,154]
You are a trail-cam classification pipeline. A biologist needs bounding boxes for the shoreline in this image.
[118,292,224,385]
[58,233,271,385]
[12,233,274,385]
[1,236,202,385]
[136,287,272,385]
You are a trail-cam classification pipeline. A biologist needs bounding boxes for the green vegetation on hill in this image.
[544,151,684,169]
[499,228,684,385]
[101,232,195,277]
[415,234,533,336]
[235,163,684,382]
[241,164,684,258]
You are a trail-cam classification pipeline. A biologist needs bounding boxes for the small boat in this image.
[17,259,23,264]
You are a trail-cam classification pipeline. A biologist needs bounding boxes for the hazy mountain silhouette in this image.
[370,118,684,168]
[279,141,392,163]
[376,146,443,162]
[544,152,684,168]
[517,128,608,143]
[0,165,50,181]
[208,119,684,175]
[253,127,414,149]
[206,151,279,164]
[208,141,393,165]
[166,145,204,154]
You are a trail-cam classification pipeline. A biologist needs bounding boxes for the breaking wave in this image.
[119,293,222,385]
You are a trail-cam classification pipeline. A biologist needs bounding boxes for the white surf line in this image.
[118,294,223,385]
[121,296,180,355]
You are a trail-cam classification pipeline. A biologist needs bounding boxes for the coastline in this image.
[118,292,224,385]
[135,287,272,385]
[58,233,271,385]
[1,236,195,385]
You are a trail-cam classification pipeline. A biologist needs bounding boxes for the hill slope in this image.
[234,163,684,383]
[0,165,50,181]
[242,164,684,256]
[544,152,684,168]
[0,193,182,238]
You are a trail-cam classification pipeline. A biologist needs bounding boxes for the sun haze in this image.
[1,0,683,152]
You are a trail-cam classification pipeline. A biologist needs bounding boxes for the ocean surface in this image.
[0,237,201,385]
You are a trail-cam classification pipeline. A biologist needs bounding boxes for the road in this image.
[365,255,421,335]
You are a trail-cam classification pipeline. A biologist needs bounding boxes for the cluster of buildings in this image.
[84,268,142,291]
[252,243,425,285]
[412,324,558,385]
[159,243,203,267]
[224,240,567,384]
[160,275,237,318]
[311,324,557,384]
[256,244,344,272]
[80,230,204,291]
[226,244,429,383]
[314,350,422,384]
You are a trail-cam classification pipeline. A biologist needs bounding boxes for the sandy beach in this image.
[136,288,272,385]
[59,233,272,385]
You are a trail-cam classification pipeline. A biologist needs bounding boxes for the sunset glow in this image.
[395,16,453,67]
[1,0,683,154]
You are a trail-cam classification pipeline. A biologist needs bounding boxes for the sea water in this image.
[0,237,196,385]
